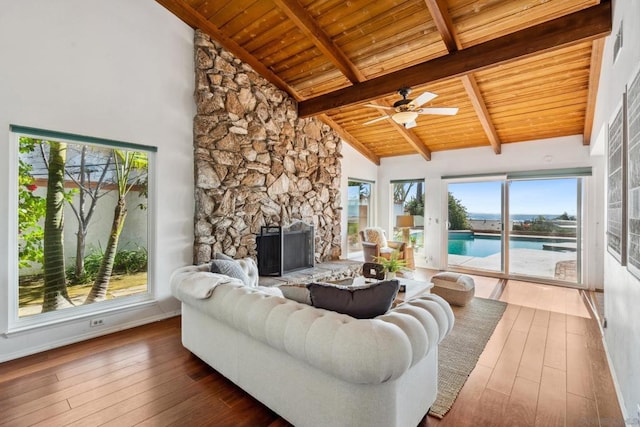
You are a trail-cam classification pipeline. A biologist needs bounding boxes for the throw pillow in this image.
[364,227,388,249]
[279,284,312,305]
[214,252,235,261]
[210,259,251,287]
[308,280,400,319]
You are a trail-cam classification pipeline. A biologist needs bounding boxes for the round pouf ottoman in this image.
[430,272,475,306]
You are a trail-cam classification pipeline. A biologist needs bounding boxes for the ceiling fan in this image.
[363,87,458,129]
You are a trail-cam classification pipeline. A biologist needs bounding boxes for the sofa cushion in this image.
[210,259,251,286]
[308,280,400,319]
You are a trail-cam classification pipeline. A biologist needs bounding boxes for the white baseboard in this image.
[0,309,181,364]
[601,334,630,423]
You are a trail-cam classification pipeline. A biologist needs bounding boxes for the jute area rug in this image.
[428,297,507,419]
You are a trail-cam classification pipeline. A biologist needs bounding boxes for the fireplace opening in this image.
[257,222,315,276]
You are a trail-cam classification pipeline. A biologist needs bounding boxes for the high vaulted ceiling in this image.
[157,0,611,164]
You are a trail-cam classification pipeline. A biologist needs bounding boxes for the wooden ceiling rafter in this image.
[155,0,303,101]
[425,0,501,154]
[298,1,612,117]
[272,0,365,84]
[424,0,463,52]
[583,37,605,145]
[273,0,432,162]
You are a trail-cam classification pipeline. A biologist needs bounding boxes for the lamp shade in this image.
[396,215,414,228]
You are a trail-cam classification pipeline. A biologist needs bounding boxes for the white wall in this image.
[0,1,195,361]
[377,136,603,289]
[340,143,379,255]
[590,0,640,418]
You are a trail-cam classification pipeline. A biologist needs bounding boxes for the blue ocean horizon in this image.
[469,213,569,221]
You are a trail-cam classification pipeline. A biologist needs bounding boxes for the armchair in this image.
[359,227,407,263]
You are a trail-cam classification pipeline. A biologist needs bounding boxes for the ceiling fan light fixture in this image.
[392,111,418,124]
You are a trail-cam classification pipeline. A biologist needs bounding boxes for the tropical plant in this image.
[448,192,470,230]
[85,150,148,304]
[374,250,408,273]
[404,197,424,216]
[18,138,46,268]
[65,145,113,282]
[42,141,74,312]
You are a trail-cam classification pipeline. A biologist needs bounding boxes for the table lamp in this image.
[396,215,414,245]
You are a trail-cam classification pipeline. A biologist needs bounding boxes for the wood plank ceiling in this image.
[157,0,611,164]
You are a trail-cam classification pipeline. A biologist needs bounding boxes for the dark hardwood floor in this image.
[0,279,625,426]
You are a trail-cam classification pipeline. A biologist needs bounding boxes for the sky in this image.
[449,178,578,215]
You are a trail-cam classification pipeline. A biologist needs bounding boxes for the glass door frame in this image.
[346,178,375,259]
[443,174,586,288]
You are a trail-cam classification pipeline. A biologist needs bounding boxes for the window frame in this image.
[6,126,157,334]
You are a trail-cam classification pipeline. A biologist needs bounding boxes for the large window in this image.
[347,179,373,257]
[446,172,586,286]
[391,179,425,254]
[12,126,154,326]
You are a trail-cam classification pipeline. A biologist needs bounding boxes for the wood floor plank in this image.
[588,346,625,425]
[566,331,595,399]
[477,305,520,369]
[534,366,567,427]
[503,376,540,427]
[516,324,547,383]
[1,341,187,422]
[531,309,550,328]
[0,317,180,383]
[543,312,567,371]
[1,399,70,427]
[512,306,535,333]
[566,392,599,427]
[473,388,510,427]
[486,329,528,395]
[430,364,494,426]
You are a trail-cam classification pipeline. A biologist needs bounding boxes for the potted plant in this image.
[374,250,407,280]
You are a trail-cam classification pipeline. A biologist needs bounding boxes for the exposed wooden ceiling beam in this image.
[583,37,605,145]
[424,0,462,52]
[425,0,501,154]
[273,0,365,84]
[298,1,612,117]
[461,75,501,154]
[388,121,432,161]
[319,115,380,165]
[275,0,431,162]
[155,0,303,101]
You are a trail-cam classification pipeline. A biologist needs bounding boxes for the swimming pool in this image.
[448,234,572,257]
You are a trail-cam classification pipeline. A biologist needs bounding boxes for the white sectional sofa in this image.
[171,264,454,427]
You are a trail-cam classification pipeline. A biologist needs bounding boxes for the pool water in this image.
[448,235,568,257]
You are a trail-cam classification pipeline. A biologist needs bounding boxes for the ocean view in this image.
[469,213,569,221]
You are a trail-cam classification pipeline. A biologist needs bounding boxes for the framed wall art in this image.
[627,65,640,278]
[607,98,626,264]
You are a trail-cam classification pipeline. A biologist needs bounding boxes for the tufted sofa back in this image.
[177,272,454,385]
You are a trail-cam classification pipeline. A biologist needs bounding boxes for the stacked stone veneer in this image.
[193,31,342,264]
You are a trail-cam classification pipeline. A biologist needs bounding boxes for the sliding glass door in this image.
[508,178,581,283]
[347,180,373,258]
[447,180,504,274]
[446,174,584,286]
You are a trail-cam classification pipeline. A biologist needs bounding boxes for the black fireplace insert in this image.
[257,223,315,276]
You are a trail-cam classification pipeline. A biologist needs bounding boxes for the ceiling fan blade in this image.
[410,91,437,107]
[363,104,395,111]
[404,120,417,129]
[363,116,392,125]
[417,107,459,116]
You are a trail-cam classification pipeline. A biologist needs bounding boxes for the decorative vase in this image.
[385,271,396,280]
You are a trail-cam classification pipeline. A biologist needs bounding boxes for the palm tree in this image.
[42,142,74,312]
[85,150,147,303]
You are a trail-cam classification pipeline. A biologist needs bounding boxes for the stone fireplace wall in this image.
[193,31,342,264]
